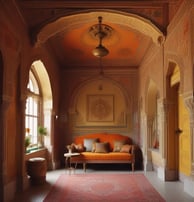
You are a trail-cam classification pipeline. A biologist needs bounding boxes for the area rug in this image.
[43,173,165,202]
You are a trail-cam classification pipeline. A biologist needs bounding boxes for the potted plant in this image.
[38,126,47,147]
[25,136,31,153]
[25,128,31,153]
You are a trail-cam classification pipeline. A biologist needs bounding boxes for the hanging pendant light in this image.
[90,16,112,58]
[92,44,109,58]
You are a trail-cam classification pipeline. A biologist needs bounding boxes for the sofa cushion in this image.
[84,138,98,152]
[113,140,126,152]
[120,144,132,153]
[93,142,110,153]
[74,133,132,151]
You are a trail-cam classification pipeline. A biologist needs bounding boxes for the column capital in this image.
[184,96,194,111]
[184,96,194,125]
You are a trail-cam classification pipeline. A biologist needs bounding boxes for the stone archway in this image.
[37,11,164,45]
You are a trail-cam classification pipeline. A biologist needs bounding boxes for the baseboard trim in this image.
[180,173,194,197]
[165,169,178,181]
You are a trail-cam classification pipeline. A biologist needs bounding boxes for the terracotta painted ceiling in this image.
[17,0,182,70]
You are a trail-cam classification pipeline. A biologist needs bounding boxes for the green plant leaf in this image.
[38,126,47,136]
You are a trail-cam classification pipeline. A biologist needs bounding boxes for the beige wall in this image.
[0,2,61,200]
[57,69,139,153]
[139,0,194,182]
[1,0,194,201]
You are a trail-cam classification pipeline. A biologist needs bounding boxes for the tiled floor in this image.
[11,167,194,202]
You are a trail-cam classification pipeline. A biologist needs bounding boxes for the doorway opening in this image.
[166,63,180,180]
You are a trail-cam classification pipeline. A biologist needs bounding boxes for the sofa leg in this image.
[131,163,134,172]
[83,163,86,172]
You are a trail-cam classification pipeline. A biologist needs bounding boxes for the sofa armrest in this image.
[131,145,135,154]
[132,145,143,170]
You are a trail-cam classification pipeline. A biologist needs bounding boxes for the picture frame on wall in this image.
[87,94,114,122]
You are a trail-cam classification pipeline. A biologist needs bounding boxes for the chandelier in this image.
[89,16,113,58]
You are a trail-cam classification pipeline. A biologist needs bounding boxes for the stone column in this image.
[16,94,28,191]
[44,107,54,170]
[0,95,11,202]
[159,98,169,159]
[157,98,169,180]
[141,111,152,171]
[146,116,154,171]
[49,109,61,170]
[147,116,154,148]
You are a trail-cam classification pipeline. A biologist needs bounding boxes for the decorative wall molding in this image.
[183,94,194,172]
[167,0,193,33]
[37,11,164,45]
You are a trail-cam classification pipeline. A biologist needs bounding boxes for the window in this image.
[25,71,42,145]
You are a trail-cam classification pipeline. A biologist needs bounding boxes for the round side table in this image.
[64,152,80,174]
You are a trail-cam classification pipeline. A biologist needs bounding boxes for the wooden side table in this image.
[64,152,80,173]
[26,157,47,185]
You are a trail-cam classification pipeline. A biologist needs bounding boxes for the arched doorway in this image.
[166,62,180,180]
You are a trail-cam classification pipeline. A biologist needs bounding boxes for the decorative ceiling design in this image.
[16,0,182,70]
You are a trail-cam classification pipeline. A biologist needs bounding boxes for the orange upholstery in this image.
[74,133,132,151]
[73,152,133,161]
[71,133,135,171]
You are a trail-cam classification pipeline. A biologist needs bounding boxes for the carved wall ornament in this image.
[87,95,114,122]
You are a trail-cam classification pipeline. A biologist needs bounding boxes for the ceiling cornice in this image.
[19,1,169,9]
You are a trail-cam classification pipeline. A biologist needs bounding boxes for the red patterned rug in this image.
[44,173,165,202]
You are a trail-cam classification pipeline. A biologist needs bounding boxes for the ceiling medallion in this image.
[89,16,113,58]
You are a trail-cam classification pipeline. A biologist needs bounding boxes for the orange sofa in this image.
[70,133,136,172]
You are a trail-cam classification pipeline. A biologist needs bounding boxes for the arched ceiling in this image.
[17,0,182,70]
[39,12,164,69]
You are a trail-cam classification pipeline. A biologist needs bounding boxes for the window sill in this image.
[149,148,159,152]
[26,147,39,154]
[25,147,47,161]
